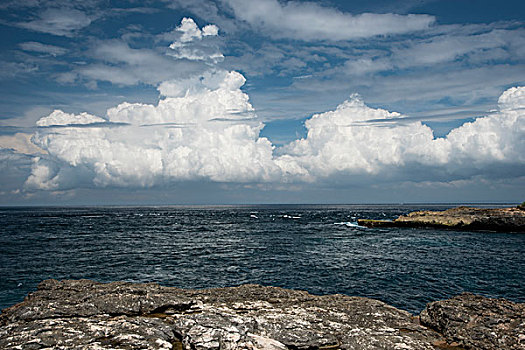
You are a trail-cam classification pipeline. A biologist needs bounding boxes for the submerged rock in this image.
[358,206,525,232]
[0,280,523,349]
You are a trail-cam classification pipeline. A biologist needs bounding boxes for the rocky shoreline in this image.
[358,206,525,232]
[1,280,524,349]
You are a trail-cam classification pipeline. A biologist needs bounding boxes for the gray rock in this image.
[1,280,522,349]
[420,293,525,350]
[0,316,177,350]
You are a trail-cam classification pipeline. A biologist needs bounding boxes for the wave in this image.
[334,221,365,228]
[282,214,301,219]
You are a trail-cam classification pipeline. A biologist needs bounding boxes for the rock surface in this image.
[0,280,523,349]
[420,293,525,350]
[358,206,525,232]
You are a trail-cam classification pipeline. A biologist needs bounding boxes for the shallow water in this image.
[1,205,524,314]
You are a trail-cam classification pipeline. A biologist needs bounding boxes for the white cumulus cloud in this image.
[25,85,525,190]
[498,86,525,111]
[110,71,254,125]
[26,69,280,190]
[446,87,525,165]
[175,17,219,42]
[36,110,106,126]
[279,95,447,177]
[281,88,525,180]
[168,17,223,63]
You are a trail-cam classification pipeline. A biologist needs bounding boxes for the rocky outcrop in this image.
[420,293,525,350]
[1,280,524,349]
[358,206,525,232]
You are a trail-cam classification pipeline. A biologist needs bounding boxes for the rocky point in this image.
[358,206,525,232]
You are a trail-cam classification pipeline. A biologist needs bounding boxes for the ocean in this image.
[1,204,524,314]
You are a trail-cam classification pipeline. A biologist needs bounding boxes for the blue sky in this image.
[0,0,524,205]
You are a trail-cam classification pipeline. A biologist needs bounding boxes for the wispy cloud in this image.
[17,8,93,36]
[19,41,67,56]
[64,39,209,86]
[224,0,435,41]
[0,60,38,79]
[60,16,226,88]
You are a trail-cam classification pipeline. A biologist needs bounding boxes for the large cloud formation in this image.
[20,18,525,191]
[27,70,280,189]
[280,88,524,180]
[25,83,525,190]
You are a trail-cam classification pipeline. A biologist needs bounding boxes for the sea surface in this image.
[1,205,524,314]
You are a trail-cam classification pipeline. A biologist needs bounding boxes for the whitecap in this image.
[334,221,364,228]
[282,214,301,219]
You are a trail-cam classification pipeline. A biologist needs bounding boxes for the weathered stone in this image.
[420,293,525,350]
[358,206,525,232]
[1,280,523,349]
[0,316,178,350]
[1,279,195,323]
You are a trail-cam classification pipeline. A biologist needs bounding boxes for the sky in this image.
[0,0,524,205]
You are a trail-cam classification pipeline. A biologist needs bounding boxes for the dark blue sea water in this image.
[1,205,524,314]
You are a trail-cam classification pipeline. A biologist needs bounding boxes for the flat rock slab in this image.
[1,280,523,349]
